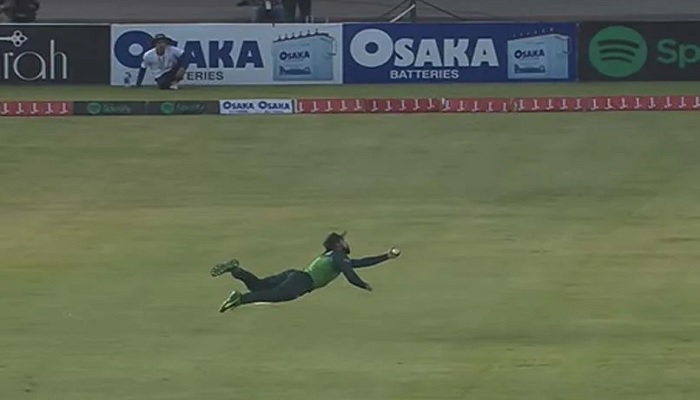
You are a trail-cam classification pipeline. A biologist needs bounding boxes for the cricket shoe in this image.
[219,290,242,313]
[210,259,240,277]
[169,82,179,90]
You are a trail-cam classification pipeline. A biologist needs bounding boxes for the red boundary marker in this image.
[0,101,73,116]
[296,96,700,114]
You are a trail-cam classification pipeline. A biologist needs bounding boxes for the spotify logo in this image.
[589,26,648,78]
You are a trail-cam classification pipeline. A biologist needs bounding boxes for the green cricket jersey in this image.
[304,251,342,289]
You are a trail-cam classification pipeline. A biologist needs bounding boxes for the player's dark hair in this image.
[323,231,346,251]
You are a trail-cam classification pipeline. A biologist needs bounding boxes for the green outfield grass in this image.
[1,84,700,400]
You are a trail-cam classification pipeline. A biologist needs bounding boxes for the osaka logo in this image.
[279,50,310,61]
[515,49,545,59]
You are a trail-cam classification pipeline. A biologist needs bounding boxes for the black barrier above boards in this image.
[579,21,700,81]
[0,24,110,84]
[73,101,220,116]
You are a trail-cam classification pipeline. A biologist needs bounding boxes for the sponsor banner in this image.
[0,101,73,116]
[111,24,343,86]
[74,100,219,115]
[580,22,700,81]
[74,101,147,115]
[342,23,577,84]
[146,101,219,115]
[219,99,294,115]
[0,25,110,84]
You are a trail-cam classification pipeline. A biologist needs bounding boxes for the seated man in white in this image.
[136,33,187,90]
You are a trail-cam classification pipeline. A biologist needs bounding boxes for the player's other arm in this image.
[333,253,372,291]
[351,248,401,269]
[136,55,149,87]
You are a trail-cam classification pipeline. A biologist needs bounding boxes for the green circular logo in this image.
[87,102,102,115]
[160,102,175,115]
[589,26,647,78]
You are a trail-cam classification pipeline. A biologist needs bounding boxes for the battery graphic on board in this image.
[507,33,570,80]
[272,29,336,82]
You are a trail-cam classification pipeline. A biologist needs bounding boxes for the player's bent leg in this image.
[168,68,183,90]
[211,259,240,277]
[218,271,313,313]
[240,286,302,304]
[227,268,298,292]
[255,269,296,291]
[210,259,293,292]
[156,76,170,90]
[175,67,186,81]
[233,268,272,292]
[240,270,313,305]
[211,260,268,291]
[156,69,177,90]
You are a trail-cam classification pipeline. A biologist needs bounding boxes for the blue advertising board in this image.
[342,23,577,84]
[111,24,344,86]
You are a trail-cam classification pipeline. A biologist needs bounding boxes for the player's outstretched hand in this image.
[388,247,401,259]
[363,282,373,292]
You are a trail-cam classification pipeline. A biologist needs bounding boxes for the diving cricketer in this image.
[135,33,187,90]
[211,232,401,313]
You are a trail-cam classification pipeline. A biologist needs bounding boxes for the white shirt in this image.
[141,46,185,79]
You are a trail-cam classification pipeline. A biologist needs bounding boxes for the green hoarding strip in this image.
[146,101,220,115]
[74,101,146,115]
[73,101,219,116]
